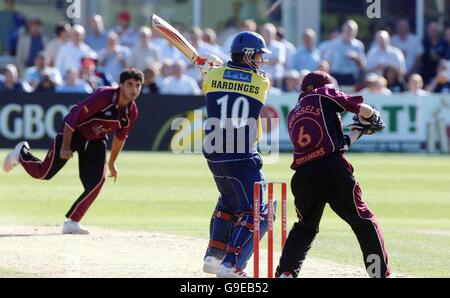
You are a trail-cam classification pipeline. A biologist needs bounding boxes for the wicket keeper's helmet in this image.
[301,71,334,92]
[231,31,272,55]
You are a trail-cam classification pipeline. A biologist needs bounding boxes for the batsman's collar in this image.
[227,61,254,71]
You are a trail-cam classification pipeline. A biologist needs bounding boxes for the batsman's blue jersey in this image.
[202,61,270,162]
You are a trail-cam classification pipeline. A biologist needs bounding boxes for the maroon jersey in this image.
[64,87,138,141]
[288,87,363,169]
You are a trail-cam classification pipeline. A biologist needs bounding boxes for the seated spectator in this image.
[16,17,48,74]
[367,30,406,76]
[203,28,228,62]
[113,10,138,48]
[98,31,131,83]
[317,60,339,89]
[0,0,26,55]
[426,60,450,93]
[34,73,57,93]
[55,24,95,75]
[298,69,311,88]
[326,20,366,85]
[276,26,296,69]
[0,64,31,92]
[421,22,446,84]
[391,19,424,76]
[359,73,392,95]
[24,51,63,89]
[160,61,201,95]
[45,22,71,67]
[405,74,429,96]
[79,54,114,90]
[142,66,160,95]
[268,75,283,96]
[383,66,406,93]
[56,68,93,94]
[86,15,107,52]
[260,23,286,87]
[443,26,450,60]
[130,26,160,72]
[151,29,183,61]
[282,70,300,92]
[222,19,257,54]
[318,30,340,60]
[156,59,174,86]
[290,28,321,71]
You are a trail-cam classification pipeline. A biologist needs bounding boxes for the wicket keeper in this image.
[3,69,143,234]
[276,71,391,278]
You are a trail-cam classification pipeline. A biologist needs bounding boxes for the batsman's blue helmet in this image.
[230,31,272,55]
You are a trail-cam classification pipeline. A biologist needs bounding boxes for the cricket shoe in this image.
[3,141,29,173]
[216,264,251,278]
[203,256,223,274]
[62,219,90,235]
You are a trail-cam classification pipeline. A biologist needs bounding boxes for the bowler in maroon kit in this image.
[3,69,144,234]
[276,71,391,278]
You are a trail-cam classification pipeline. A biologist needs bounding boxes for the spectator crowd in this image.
[1,0,450,97]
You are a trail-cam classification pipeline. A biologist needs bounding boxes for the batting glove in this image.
[195,53,224,77]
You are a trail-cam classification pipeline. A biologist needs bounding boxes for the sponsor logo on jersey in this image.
[223,70,252,83]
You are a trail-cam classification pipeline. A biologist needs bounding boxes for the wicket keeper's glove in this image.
[195,53,223,77]
[348,109,385,135]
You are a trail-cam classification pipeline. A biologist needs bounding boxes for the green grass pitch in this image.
[0,151,449,277]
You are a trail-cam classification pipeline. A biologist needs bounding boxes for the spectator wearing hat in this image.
[55,24,95,76]
[290,28,321,72]
[79,55,114,90]
[114,10,138,48]
[367,30,406,76]
[160,61,201,95]
[98,31,131,83]
[391,19,424,76]
[16,17,48,74]
[325,20,366,85]
[56,68,93,94]
[45,22,71,67]
[24,51,63,89]
[359,73,392,96]
[130,26,160,72]
[0,64,31,92]
[86,15,108,52]
[405,74,429,96]
[0,0,25,55]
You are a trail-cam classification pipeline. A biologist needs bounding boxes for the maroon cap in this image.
[301,71,333,92]
[118,11,130,21]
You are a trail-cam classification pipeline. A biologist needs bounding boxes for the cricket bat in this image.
[151,14,205,65]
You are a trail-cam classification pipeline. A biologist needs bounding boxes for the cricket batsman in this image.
[195,32,272,278]
[2,69,143,235]
[276,71,391,278]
